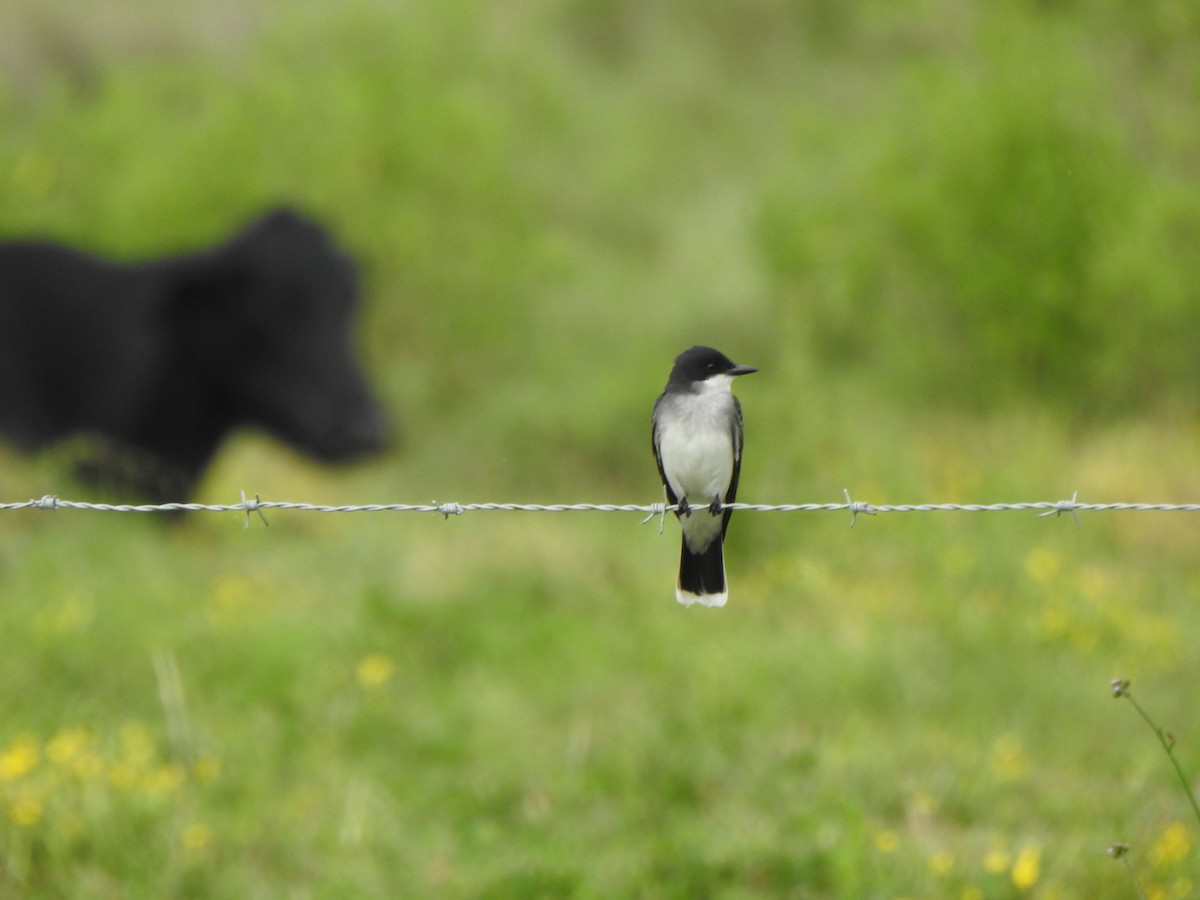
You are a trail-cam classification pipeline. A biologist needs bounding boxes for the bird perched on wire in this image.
[651,345,757,607]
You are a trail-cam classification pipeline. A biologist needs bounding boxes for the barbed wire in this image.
[4,489,1200,529]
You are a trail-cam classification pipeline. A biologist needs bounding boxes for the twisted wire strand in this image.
[5,493,1200,527]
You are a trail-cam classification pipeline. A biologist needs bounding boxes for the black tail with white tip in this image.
[677,538,727,607]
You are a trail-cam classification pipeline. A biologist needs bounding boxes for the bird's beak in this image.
[729,365,758,377]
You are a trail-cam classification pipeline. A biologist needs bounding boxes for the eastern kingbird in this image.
[652,346,757,607]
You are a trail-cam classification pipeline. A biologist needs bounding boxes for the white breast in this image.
[656,384,737,504]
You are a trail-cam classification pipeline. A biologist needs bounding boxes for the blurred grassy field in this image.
[3,1,1200,896]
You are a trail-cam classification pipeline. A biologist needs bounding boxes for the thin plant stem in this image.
[1112,679,1200,828]
[1107,845,1147,900]
[1121,856,1147,900]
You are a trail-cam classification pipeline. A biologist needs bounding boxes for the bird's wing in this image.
[721,395,744,537]
[651,393,679,507]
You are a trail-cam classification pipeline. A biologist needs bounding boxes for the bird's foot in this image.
[676,498,692,518]
[708,497,723,516]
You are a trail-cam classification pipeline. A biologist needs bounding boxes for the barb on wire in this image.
[5,491,1200,522]
[241,491,268,529]
[640,502,668,534]
[1038,490,1082,528]
[843,488,877,528]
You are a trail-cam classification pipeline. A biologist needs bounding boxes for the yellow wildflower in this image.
[873,829,899,853]
[46,727,90,766]
[357,653,395,689]
[8,792,43,827]
[1151,822,1191,867]
[141,764,186,796]
[928,850,954,876]
[182,822,213,852]
[1011,846,1041,891]
[984,847,1011,874]
[0,734,40,781]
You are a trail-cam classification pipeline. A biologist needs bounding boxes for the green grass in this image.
[3,1,1200,896]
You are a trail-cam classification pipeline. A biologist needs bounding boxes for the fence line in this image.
[4,490,1200,528]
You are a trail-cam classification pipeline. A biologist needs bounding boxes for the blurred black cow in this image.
[0,208,388,501]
